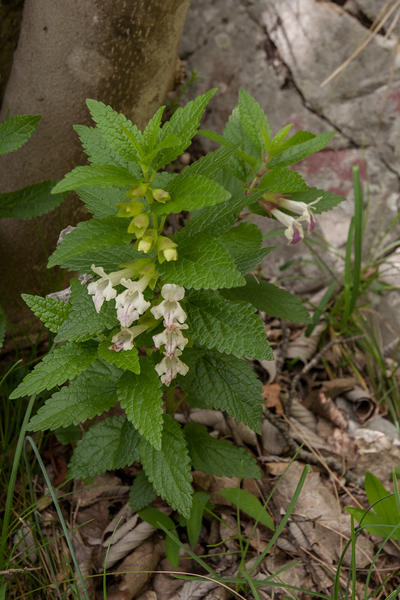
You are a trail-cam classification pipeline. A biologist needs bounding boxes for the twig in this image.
[286,334,365,415]
[262,407,364,488]
[275,320,290,378]
[0,567,43,575]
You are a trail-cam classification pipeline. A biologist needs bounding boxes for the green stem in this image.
[166,385,175,414]
[0,394,36,570]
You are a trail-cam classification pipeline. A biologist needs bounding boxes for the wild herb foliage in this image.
[13,88,345,517]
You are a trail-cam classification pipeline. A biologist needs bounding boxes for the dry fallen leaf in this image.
[262,383,283,415]
[73,473,126,507]
[169,579,220,600]
[104,521,157,569]
[106,539,162,600]
[286,321,326,362]
[77,500,109,546]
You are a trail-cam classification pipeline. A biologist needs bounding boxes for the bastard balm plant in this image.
[11,88,345,519]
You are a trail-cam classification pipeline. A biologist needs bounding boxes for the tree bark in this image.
[0,0,190,338]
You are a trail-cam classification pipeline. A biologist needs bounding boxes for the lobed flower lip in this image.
[155,350,189,386]
[151,284,187,327]
[108,323,148,352]
[115,277,151,327]
[153,323,189,358]
[260,195,322,245]
[88,265,126,313]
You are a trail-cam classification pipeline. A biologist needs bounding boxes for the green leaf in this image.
[152,89,217,170]
[139,414,193,518]
[86,99,143,162]
[258,168,307,193]
[219,488,274,530]
[233,247,275,275]
[158,235,245,290]
[129,470,157,513]
[48,217,134,268]
[186,492,211,547]
[184,423,261,479]
[197,129,230,146]
[77,186,129,219]
[138,507,175,531]
[185,290,273,360]
[51,165,141,194]
[223,107,260,182]
[74,125,129,168]
[144,133,181,164]
[22,294,71,333]
[238,88,271,149]
[0,114,41,155]
[69,416,140,480]
[54,425,82,446]
[180,144,238,181]
[178,348,264,433]
[220,276,312,323]
[165,529,180,569]
[0,181,66,219]
[117,357,164,449]
[365,472,399,526]
[268,132,336,168]
[151,174,231,215]
[270,124,292,149]
[0,305,5,350]
[55,279,119,342]
[28,359,121,431]
[271,130,315,154]
[289,187,346,214]
[345,506,400,540]
[142,106,165,154]
[219,222,262,255]
[58,245,142,275]
[10,341,98,399]
[98,340,140,374]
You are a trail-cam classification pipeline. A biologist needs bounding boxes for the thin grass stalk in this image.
[350,166,363,317]
[0,394,36,571]
[305,281,336,337]
[23,436,90,600]
[341,218,355,330]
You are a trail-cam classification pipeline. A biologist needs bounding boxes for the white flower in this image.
[108,324,148,352]
[278,198,321,234]
[155,350,189,386]
[150,284,187,327]
[153,323,189,358]
[260,196,322,245]
[269,208,305,245]
[116,277,151,327]
[87,265,121,313]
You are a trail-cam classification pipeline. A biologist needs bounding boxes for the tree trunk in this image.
[0,0,190,342]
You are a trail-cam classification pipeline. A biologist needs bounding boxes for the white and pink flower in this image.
[155,350,189,386]
[260,196,321,245]
[88,265,133,313]
[108,324,149,352]
[115,277,151,327]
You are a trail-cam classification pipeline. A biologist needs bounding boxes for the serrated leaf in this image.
[219,488,274,530]
[129,470,157,512]
[186,492,211,547]
[86,99,143,162]
[197,129,229,146]
[22,294,71,333]
[59,245,142,275]
[48,217,134,268]
[139,414,193,518]
[151,174,230,215]
[77,186,129,219]
[268,132,336,168]
[51,165,141,194]
[178,348,264,433]
[28,359,121,431]
[233,247,275,274]
[271,130,315,155]
[152,89,217,170]
[74,125,129,168]
[289,187,346,214]
[180,144,238,181]
[184,423,260,479]
[117,358,164,449]
[0,114,41,155]
[142,106,165,154]
[98,340,140,374]
[0,181,66,219]
[55,279,119,342]
[158,235,245,290]
[270,124,292,149]
[10,341,98,399]
[185,290,272,360]
[238,88,271,148]
[54,425,81,446]
[258,168,307,193]
[223,107,260,182]
[0,304,6,350]
[220,276,312,323]
[69,416,140,480]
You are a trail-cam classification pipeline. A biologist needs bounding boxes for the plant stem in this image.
[0,394,36,570]
[166,385,175,414]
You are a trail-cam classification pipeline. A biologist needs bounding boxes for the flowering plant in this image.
[11,89,344,518]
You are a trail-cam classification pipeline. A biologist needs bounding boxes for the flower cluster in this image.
[260,194,322,245]
[151,284,189,386]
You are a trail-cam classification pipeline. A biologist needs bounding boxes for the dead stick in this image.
[286,334,365,415]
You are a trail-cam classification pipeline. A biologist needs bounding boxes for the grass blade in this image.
[349,165,363,316]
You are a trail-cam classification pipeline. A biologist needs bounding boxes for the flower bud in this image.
[128,213,150,238]
[151,188,171,203]
[126,182,149,199]
[137,229,158,253]
[156,236,178,264]
[116,201,144,218]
